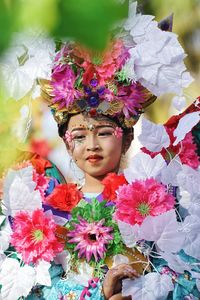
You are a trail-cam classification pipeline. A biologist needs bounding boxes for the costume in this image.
[0,1,200,300]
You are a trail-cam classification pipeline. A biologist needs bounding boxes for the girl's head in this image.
[59,113,133,178]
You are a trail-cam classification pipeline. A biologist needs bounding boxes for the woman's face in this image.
[65,114,124,178]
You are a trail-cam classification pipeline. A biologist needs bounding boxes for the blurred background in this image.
[0,0,199,180]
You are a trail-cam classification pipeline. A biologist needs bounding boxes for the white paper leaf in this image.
[0,258,35,300]
[172,96,186,111]
[112,254,129,267]
[138,118,170,152]
[67,262,93,287]
[181,215,200,260]
[122,273,174,300]
[54,250,71,272]
[173,111,200,146]
[160,252,192,274]
[117,220,141,247]
[196,279,200,292]
[160,157,182,186]
[124,152,166,183]
[2,176,42,216]
[140,210,185,253]
[0,220,12,252]
[177,165,200,196]
[35,260,51,286]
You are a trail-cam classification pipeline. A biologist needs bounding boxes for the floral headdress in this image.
[39,2,192,128]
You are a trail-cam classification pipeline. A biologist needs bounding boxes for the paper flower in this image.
[52,64,82,109]
[2,166,42,216]
[123,2,193,97]
[115,178,175,225]
[113,127,123,138]
[64,130,73,143]
[73,39,129,85]
[10,209,64,264]
[102,172,128,201]
[67,217,113,262]
[44,183,83,212]
[1,30,55,100]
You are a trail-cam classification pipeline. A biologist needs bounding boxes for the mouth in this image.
[86,155,103,163]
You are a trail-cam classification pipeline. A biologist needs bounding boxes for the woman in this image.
[0,2,199,299]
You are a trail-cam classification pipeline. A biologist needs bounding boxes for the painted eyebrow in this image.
[70,125,115,132]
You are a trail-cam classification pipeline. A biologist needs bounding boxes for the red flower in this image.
[30,153,52,174]
[102,173,128,201]
[44,184,83,212]
[30,139,51,158]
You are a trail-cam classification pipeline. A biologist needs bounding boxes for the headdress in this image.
[39,2,192,129]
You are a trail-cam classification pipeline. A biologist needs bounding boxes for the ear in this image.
[122,129,134,154]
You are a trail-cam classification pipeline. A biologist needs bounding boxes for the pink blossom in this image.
[32,169,49,199]
[115,178,175,225]
[117,83,148,118]
[67,217,113,262]
[51,64,82,109]
[114,127,123,138]
[73,40,129,85]
[10,209,64,264]
[64,130,73,143]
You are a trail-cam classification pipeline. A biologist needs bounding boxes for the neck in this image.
[81,174,106,193]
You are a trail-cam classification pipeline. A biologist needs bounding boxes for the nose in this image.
[86,134,100,151]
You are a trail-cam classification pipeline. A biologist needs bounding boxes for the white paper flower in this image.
[122,273,174,300]
[138,118,170,152]
[0,30,55,100]
[124,152,166,183]
[112,254,129,267]
[173,111,200,146]
[122,2,193,97]
[0,258,35,300]
[2,166,42,216]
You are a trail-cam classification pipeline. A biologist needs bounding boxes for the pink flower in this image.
[32,168,49,199]
[67,217,113,262]
[64,130,73,143]
[117,83,149,118]
[73,40,129,85]
[179,132,200,169]
[10,209,64,264]
[114,127,123,139]
[51,64,82,109]
[115,178,175,225]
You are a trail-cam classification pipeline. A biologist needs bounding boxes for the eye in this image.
[73,134,86,141]
[98,131,113,137]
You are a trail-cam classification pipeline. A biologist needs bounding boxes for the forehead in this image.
[67,114,117,129]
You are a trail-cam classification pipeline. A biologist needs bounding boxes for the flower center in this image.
[88,233,97,241]
[137,202,151,216]
[32,229,44,242]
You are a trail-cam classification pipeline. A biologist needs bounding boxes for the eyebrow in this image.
[71,124,115,132]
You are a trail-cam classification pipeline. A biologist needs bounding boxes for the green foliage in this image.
[66,199,125,272]
[53,0,129,51]
[0,0,128,56]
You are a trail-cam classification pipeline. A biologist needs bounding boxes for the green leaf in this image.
[53,0,129,51]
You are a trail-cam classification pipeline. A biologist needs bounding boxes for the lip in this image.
[86,155,103,163]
